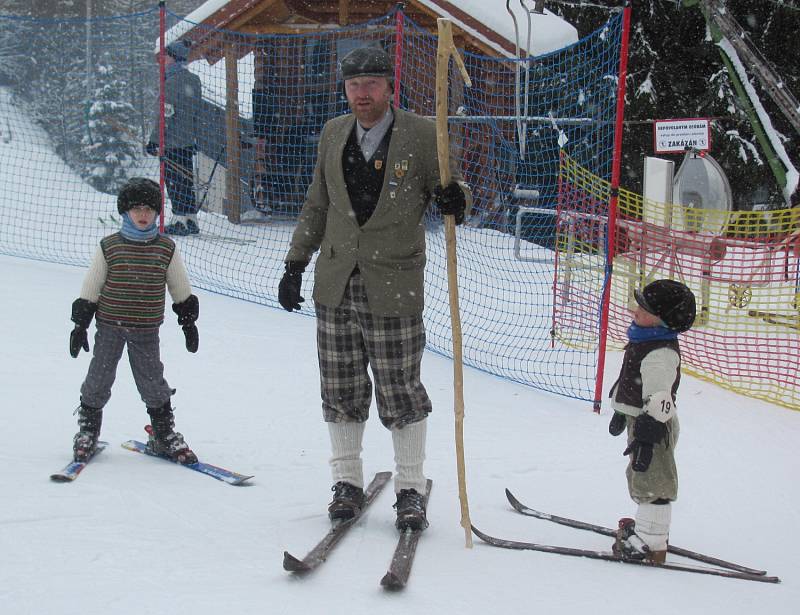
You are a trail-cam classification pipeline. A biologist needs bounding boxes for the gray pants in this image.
[80,323,173,409]
[626,414,680,504]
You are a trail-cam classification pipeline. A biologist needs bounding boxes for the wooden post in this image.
[435,18,473,549]
[224,37,242,224]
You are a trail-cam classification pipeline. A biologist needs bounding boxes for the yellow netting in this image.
[556,155,800,411]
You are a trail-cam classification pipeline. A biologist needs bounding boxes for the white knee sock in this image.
[392,419,427,494]
[328,421,365,489]
[635,502,672,551]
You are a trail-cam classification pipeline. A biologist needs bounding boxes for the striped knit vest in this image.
[96,233,176,329]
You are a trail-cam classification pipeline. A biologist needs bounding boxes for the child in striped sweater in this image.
[68,177,199,464]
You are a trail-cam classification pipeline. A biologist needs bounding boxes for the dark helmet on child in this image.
[634,279,696,333]
[340,45,393,82]
[117,177,162,215]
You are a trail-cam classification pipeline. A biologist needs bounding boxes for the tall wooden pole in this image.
[435,18,473,549]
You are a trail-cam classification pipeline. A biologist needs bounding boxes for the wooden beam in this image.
[238,23,341,35]
[227,0,284,32]
[339,0,350,26]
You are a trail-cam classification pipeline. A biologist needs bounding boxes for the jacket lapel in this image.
[328,115,358,224]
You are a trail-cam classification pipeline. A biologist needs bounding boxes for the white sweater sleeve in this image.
[166,247,193,304]
[79,246,107,302]
[639,347,680,403]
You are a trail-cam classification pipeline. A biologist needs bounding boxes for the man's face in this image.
[344,76,392,128]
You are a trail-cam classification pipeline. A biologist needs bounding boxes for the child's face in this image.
[633,305,663,327]
[129,205,157,230]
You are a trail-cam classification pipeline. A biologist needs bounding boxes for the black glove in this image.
[69,298,97,358]
[69,325,90,358]
[278,261,306,311]
[608,411,627,436]
[182,324,199,353]
[172,295,199,353]
[145,141,159,156]
[623,413,668,472]
[434,181,466,225]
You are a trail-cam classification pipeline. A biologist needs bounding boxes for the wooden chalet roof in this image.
[171,0,570,64]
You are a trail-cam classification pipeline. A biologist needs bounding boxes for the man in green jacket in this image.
[278,45,470,532]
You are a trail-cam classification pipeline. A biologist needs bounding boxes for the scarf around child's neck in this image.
[120,212,159,242]
[627,322,678,344]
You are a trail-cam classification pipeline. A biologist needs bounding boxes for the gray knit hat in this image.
[340,46,393,80]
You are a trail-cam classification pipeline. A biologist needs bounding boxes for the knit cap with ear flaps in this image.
[117,177,162,215]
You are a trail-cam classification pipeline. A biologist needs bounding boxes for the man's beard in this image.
[351,99,388,125]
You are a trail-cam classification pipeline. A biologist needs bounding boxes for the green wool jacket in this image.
[285,108,470,317]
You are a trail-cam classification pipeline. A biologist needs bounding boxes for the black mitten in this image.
[623,440,653,472]
[608,411,627,436]
[278,261,306,311]
[172,295,199,353]
[433,182,466,225]
[182,324,199,353]
[145,141,159,156]
[69,299,97,358]
[623,413,668,472]
[69,326,90,358]
[172,294,199,326]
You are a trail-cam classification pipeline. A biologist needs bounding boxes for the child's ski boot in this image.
[73,403,103,462]
[145,401,198,465]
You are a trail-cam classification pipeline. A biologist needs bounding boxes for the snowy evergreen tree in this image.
[81,52,138,193]
[0,4,31,88]
[554,0,799,209]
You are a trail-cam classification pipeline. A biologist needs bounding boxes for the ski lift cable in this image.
[519,0,543,157]
[506,0,526,158]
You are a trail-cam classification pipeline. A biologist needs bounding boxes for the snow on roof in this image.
[161,0,577,58]
[415,0,578,57]
[156,0,232,51]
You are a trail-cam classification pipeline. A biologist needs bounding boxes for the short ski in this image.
[471,526,780,583]
[505,489,767,576]
[283,471,392,574]
[50,441,109,482]
[381,479,433,591]
[121,440,253,485]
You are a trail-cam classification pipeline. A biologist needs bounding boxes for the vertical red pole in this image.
[552,150,565,349]
[158,1,166,232]
[393,4,404,108]
[592,2,631,413]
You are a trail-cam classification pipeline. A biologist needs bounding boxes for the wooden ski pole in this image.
[435,18,473,548]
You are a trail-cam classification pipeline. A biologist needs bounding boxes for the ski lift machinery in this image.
[506,0,573,262]
[624,150,732,326]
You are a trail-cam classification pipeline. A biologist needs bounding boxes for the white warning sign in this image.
[654,119,710,154]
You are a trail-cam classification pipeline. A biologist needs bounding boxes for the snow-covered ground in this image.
[1,253,797,615]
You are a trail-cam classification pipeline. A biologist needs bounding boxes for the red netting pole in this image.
[157,1,166,232]
[393,5,404,108]
[552,149,565,349]
[592,2,631,413]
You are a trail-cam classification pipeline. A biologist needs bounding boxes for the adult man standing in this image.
[147,40,203,236]
[278,45,470,532]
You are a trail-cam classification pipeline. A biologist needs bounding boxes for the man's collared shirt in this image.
[356,107,393,162]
